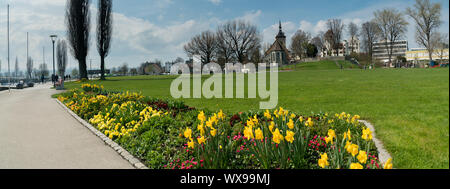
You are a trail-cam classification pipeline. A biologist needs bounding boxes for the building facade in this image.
[372,40,408,64]
[406,48,449,63]
[344,37,361,56]
[264,21,291,65]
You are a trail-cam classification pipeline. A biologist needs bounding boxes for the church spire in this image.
[276,20,286,40]
[279,20,282,31]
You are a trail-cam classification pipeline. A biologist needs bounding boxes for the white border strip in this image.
[359,120,393,166]
[55,99,148,169]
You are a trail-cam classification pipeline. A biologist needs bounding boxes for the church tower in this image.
[263,20,291,65]
[276,21,286,46]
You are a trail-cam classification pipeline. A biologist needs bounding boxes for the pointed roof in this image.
[276,20,286,39]
[264,40,291,60]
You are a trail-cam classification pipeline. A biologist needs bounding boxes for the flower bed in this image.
[56,84,393,169]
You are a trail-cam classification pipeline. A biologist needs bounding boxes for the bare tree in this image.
[348,22,359,53]
[262,42,271,55]
[216,28,234,67]
[66,0,91,80]
[361,21,380,64]
[249,46,262,63]
[290,29,311,61]
[311,32,325,56]
[26,57,33,79]
[326,19,345,56]
[374,8,408,64]
[218,20,261,63]
[406,0,442,62]
[119,63,129,75]
[97,0,113,80]
[434,32,449,63]
[57,40,68,78]
[184,30,217,64]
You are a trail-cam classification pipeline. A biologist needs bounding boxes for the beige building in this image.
[406,48,449,63]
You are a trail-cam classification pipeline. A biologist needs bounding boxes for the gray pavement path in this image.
[0,83,134,169]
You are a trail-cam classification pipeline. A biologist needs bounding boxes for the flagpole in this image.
[7,4,11,93]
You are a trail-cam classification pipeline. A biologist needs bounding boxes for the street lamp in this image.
[50,34,57,86]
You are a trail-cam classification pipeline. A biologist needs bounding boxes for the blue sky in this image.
[0,0,448,72]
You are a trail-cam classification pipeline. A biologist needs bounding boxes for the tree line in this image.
[290,0,447,65]
[184,20,262,67]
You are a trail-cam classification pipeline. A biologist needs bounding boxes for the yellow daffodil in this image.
[244,125,254,140]
[269,121,275,133]
[290,113,296,119]
[328,129,336,139]
[264,110,272,120]
[357,150,368,164]
[255,128,264,140]
[206,119,213,128]
[299,116,304,123]
[198,111,206,123]
[318,153,329,168]
[184,128,192,139]
[350,163,363,169]
[325,129,336,144]
[252,115,259,125]
[362,127,373,141]
[197,123,205,136]
[246,120,255,128]
[344,129,352,141]
[348,144,359,157]
[272,129,284,144]
[188,138,195,149]
[210,128,217,137]
[285,130,295,143]
[218,110,225,120]
[383,158,393,169]
[287,119,294,130]
[305,118,314,127]
[197,136,206,145]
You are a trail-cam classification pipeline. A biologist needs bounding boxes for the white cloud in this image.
[208,0,222,5]
[237,10,262,24]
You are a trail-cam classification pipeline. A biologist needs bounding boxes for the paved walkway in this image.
[0,84,134,169]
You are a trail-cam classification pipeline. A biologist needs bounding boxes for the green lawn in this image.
[65,66,449,169]
[281,60,361,71]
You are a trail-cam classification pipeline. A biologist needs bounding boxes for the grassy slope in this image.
[65,67,449,169]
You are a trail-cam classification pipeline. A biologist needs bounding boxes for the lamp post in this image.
[50,35,57,87]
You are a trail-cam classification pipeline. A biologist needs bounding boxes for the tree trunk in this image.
[79,58,88,80]
[428,49,433,62]
[100,55,105,80]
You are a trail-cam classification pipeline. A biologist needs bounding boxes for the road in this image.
[0,83,134,169]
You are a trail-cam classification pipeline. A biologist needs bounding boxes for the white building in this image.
[344,37,361,56]
[373,40,408,66]
[321,37,360,57]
